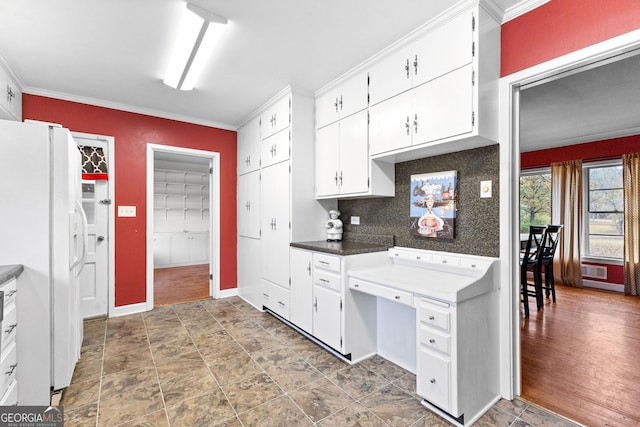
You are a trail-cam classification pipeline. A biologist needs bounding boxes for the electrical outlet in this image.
[118,205,136,217]
[351,216,360,225]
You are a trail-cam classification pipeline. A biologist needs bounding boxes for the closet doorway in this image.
[146,144,220,308]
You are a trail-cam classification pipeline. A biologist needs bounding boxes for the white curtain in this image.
[551,160,583,287]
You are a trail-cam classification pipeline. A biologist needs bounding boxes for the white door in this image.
[75,136,110,318]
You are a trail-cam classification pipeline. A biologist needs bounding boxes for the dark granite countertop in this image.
[0,265,24,285]
[290,240,391,256]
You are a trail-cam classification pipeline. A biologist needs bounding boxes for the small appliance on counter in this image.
[325,209,343,242]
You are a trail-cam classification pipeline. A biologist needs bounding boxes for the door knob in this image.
[97,235,105,242]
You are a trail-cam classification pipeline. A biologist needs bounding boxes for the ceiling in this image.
[0,0,528,130]
[519,50,640,152]
[4,0,634,153]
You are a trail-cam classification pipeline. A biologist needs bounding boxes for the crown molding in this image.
[22,86,237,131]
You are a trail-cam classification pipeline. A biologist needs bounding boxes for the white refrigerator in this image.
[0,119,87,404]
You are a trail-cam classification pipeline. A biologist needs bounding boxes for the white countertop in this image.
[348,248,498,304]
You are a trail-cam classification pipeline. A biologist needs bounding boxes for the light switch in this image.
[118,205,136,217]
[480,180,492,198]
[351,216,360,225]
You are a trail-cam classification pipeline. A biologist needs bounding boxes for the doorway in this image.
[72,132,115,318]
[146,144,220,309]
[502,32,640,424]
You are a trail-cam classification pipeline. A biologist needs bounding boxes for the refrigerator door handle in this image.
[74,199,89,276]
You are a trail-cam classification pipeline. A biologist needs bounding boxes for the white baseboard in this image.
[217,288,238,299]
[583,279,624,293]
[111,302,147,317]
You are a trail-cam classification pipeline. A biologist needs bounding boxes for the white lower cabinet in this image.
[0,277,18,405]
[153,232,209,267]
[312,253,343,351]
[237,236,262,309]
[262,280,290,320]
[289,248,313,333]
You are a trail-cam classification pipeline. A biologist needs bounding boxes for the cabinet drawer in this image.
[313,253,341,273]
[419,324,450,355]
[1,303,16,352]
[0,378,17,406]
[314,271,341,292]
[0,341,17,396]
[417,347,451,413]
[349,279,413,306]
[431,254,460,267]
[0,278,17,306]
[263,282,290,320]
[417,298,450,332]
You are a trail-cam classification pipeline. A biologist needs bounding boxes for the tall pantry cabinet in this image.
[237,87,333,312]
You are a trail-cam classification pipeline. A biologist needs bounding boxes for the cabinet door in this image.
[237,116,261,175]
[261,162,290,288]
[315,123,340,197]
[412,10,474,87]
[338,71,369,119]
[261,128,290,168]
[153,233,172,267]
[338,110,369,195]
[171,233,189,265]
[261,95,290,140]
[238,171,261,239]
[417,348,452,413]
[290,248,313,333]
[368,44,413,105]
[316,89,341,130]
[369,90,412,156]
[313,285,342,351]
[188,232,208,264]
[237,236,262,309]
[413,65,473,146]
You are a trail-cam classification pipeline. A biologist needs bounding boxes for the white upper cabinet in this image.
[0,62,22,122]
[368,3,499,162]
[369,9,474,107]
[315,110,370,197]
[261,127,290,168]
[260,95,290,140]
[369,64,474,156]
[238,170,261,239]
[237,116,261,175]
[316,72,368,130]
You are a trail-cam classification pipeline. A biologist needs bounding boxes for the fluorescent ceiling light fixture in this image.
[164,2,227,90]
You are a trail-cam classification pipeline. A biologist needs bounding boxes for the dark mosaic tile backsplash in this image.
[339,144,500,257]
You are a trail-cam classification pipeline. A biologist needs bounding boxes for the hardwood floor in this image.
[154,264,210,307]
[521,283,640,427]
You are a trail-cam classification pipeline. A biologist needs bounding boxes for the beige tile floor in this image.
[62,296,581,427]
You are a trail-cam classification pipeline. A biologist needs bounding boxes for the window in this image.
[519,170,551,233]
[584,161,623,259]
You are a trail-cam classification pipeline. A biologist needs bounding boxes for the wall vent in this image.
[581,264,607,280]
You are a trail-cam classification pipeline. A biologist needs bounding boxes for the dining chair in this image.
[521,225,546,317]
[539,224,563,303]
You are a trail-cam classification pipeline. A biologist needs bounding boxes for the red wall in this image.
[501,0,640,76]
[23,94,237,306]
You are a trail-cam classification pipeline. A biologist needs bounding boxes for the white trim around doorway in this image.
[146,144,221,311]
[498,28,640,400]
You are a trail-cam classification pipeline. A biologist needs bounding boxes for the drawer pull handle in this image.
[277,301,285,307]
[262,293,269,298]
[319,261,330,265]
[4,324,17,334]
[429,338,435,344]
[430,378,436,384]
[7,290,16,297]
[394,295,400,300]
[354,284,359,288]
[5,364,17,376]
[428,316,435,320]
[442,260,447,264]
[319,278,330,283]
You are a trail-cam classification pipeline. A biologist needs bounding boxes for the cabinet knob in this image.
[428,315,435,321]
[430,378,436,384]
[429,338,435,344]
[394,295,400,300]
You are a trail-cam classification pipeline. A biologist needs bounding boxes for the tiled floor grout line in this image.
[142,310,173,427]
